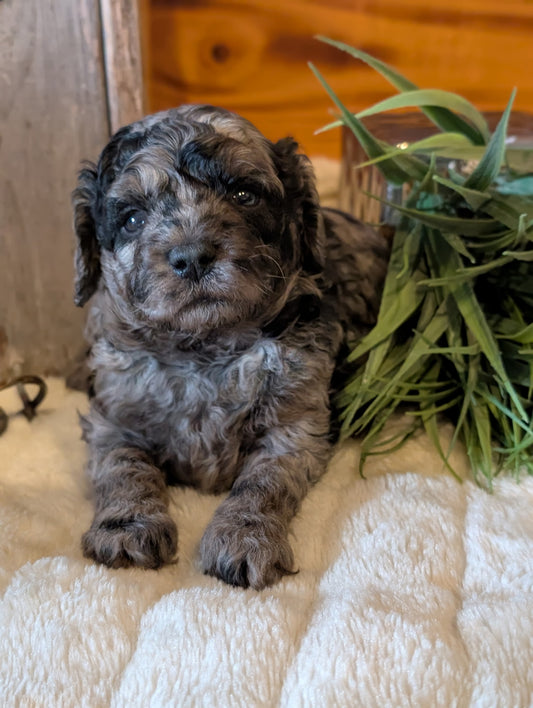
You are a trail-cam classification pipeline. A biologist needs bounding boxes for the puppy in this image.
[73,104,389,589]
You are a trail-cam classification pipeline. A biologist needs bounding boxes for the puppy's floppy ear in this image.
[72,125,149,306]
[73,164,100,307]
[272,137,325,274]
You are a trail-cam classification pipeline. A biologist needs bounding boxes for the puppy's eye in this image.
[123,211,146,233]
[231,189,259,207]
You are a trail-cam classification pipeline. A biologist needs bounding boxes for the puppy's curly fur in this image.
[73,104,389,589]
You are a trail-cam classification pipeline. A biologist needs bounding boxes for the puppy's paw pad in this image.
[199,517,295,590]
[82,512,178,570]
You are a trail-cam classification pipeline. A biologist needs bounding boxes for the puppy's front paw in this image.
[199,509,295,590]
[82,510,178,570]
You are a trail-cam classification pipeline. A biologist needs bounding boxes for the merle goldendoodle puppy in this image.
[73,104,389,589]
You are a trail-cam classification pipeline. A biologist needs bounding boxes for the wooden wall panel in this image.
[146,0,533,157]
[100,0,146,132]
[0,0,109,378]
[0,0,144,379]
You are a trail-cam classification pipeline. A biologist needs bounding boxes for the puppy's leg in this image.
[199,417,331,590]
[82,446,177,569]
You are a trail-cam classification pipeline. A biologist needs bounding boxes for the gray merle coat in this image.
[73,104,389,589]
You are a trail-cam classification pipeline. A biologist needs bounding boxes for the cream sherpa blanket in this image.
[1,378,532,707]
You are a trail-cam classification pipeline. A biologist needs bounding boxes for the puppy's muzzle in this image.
[167,242,217,281]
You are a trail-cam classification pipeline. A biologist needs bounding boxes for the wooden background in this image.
[0,0,144,379]
[2,0,532,378]
[146,0,533,158]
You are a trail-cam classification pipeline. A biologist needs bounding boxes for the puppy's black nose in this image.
[167,243,216,281]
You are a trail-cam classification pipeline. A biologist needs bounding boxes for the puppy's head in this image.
[73,105,324,335]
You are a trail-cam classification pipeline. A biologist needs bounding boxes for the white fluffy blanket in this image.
[1,378,532,707]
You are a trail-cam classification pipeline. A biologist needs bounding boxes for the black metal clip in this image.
[0,375,48,435]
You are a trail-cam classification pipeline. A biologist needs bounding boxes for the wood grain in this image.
[0,0,110,377]
[146,0,533,157]
[100,0,146,132]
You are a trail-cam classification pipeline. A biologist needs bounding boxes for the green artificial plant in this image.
[310,37,533,487]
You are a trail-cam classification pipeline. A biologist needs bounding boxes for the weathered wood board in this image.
[0,0,144,378]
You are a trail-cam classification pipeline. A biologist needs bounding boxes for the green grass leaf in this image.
[356,89,490,140]
[378,199,500,235]
[315,39,533,485]
[426,234,528,421]
[345,225,425,363]
[309,62,427,184]
[464,90,517,192]
[315,36,489,144]
[353,133,474,170]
